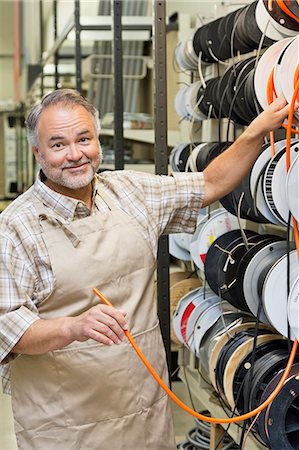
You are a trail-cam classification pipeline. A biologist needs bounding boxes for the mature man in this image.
[0,89,291,450]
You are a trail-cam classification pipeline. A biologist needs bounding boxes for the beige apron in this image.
[10,188,176,450]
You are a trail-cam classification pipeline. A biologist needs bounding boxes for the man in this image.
[0,89,291,450]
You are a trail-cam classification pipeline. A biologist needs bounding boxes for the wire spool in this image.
[254,36,295,110]
[233,338,286,414]
[223,333,280,410]
[170,272,202,347]
[263,250,299,338]
[175,29,200,71]
[186,291,222,353]
[286,153,299,222]
[197,311,244,376]
[255,0,299,42]
[288,276,299,342]
[257,363,299,449]
[185,142,230,173]
[190,209,246,272]
[214,328,274,402]
[174,82,206,122]
[243,240,294,325]
[169,143,200,172]
[208,319,270,391]
[234,234,283,314]
[204,229,263,309]
[173,287,215,350]
[196,77,225,120]
[277,35,299,120]
[263,141,299,226]
[249,139,290,225]
[169,233,193,261]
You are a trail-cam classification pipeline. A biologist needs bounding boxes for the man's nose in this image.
[67,143,83,160]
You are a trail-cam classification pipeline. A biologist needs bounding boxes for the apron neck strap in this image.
[95,188,118,211]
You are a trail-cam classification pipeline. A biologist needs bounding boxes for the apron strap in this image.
[95,188,119,211]
[38,214,81,248]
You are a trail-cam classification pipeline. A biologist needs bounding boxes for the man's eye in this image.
[52,143,62,148]
[80,137,89,143]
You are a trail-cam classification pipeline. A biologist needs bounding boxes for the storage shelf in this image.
[100,128,180,147]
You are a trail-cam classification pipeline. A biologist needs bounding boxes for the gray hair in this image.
[26,89,101,147]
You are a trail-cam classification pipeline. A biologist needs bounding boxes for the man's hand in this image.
[249,95,293,137]
[68,304,128,346]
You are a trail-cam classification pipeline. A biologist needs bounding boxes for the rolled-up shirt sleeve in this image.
[0,234,39,364]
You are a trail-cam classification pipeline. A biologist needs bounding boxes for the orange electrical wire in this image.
[267,69,276,157]
[266,66,299,136]
[93,287,298,424]
[276,0,299,22]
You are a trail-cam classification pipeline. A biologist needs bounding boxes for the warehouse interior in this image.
[0,0,299,449]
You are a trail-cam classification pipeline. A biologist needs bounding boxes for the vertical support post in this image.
[152,1,171,378]
[53,0,59,89]
[74,0,82,93]
[111,0,124,170]
[39,0,44,96]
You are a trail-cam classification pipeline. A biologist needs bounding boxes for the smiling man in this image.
[0,89,291,450]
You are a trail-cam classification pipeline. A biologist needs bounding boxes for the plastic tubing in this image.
[92,287,298,424]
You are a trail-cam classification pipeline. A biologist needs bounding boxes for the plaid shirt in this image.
[0,169,204,393]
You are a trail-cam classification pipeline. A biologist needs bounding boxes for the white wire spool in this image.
[286,152,299,222]
[264,141,299,225]
[277,35,299,121]
[254,37,294,110]
[169,233,192,261]
[172,287,213,347]
[243,240,293,325]
[287,276,299,341]
[193,299,230,357]
[185,290,220,353]
[249,139,288,225]
[190,208,245,271]
[184,143,206,172]
[175,30,200,71]
[255,0,298,41]
[263,250,299,339]
[174,86,190,120]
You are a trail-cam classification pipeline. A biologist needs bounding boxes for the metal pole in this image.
[74,0,82,92]
[39,0,44,96]
[53,0,59,89]
[152,1,171,377]
[111,0,124,170]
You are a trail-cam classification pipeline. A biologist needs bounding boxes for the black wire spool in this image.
[234,235,283,313]
[193,24,215,63]
[262,0,299,32]
[257,362,299,449]
[244,69,262,118]
[193,142,229,172]
[214,328,270,401]
[177,144,193,172]
[240,1,274,49]
[233,339,288,414]
[234,4,256,54]
[204,230,266,310]
[219,233,275,309]
[197,77,224,119]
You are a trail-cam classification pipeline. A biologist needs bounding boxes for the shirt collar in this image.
[32,170,95,220]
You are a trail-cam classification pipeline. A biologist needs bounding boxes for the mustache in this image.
[62,160,91,169]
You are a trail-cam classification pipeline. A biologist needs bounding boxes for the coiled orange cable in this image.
[93,286,298,424]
